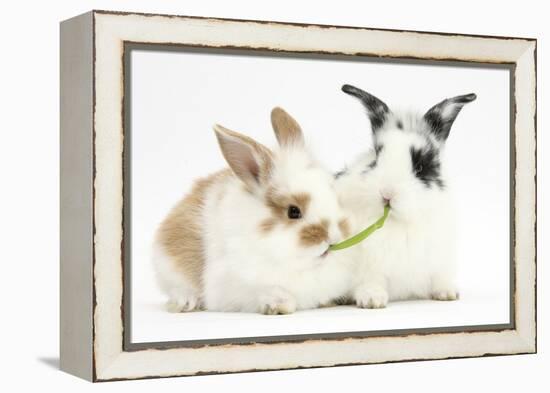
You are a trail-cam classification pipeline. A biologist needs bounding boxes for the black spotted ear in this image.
[341,84,390,133]
[423,93,477,141]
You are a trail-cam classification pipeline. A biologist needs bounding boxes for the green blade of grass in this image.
[329,205,390,251]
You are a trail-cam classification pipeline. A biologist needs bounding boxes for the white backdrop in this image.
[130,48,511,343]
[1,0,546,391]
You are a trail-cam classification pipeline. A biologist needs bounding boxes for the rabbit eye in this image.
[415,164,424,174]
[287,205,302,219]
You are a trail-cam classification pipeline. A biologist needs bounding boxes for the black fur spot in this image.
[342,84,389,132]
[360,144,383,175]
[423,93,477,141]
[410,146,443,188]
[423,110,453,141]
[334,168,348,179]
[361,159,377,175]
[396,120,403,130]
[368,108,388,131]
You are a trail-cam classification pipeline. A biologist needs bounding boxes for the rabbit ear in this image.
[341,84,390,132]
[270,107,305,148]
[214,124,274,190]
[423,93,477,141]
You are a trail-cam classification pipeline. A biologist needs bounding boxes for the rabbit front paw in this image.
[431,275,459,301]
[431,290,459,301]
[166,294,202,313]
[259,289,297,315]
[354,285,389,309]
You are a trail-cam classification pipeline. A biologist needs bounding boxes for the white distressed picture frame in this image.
[60,10,536,382]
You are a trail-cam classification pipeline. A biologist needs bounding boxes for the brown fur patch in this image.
[299,219,329,247]
[265,187,311,221]
[264,188,287,219]
[338,218,351,238]
[271,107,304,147]
[259,217,278,233]
[293,193,311,212]
[156,169,231,290]
[261,188,312,235]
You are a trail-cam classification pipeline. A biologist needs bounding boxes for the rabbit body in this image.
[336,148,457,308]
[336,85,476,308]
[154,109,352,314]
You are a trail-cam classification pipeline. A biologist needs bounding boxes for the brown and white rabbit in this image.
[153,108,353,314]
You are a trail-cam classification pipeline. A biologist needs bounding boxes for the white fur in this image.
[336,113,458,308]
[201,147,353,313]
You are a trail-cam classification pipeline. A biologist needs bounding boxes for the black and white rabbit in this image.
[336,84,476,308]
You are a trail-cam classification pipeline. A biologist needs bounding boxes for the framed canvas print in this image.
[60,10,537,382]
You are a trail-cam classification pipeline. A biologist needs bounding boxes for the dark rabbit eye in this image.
[287,205,302,219]
[415,164,424,174]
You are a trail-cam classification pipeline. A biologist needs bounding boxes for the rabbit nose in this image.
[380,188,395,205]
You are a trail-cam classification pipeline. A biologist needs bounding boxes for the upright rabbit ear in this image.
[341,84,390,132]
[423,93,477,141]
[270,107,305,148]
[214,124,274,190]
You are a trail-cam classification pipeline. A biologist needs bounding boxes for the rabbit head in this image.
[340,84,476,222]
[214,108,349,262]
